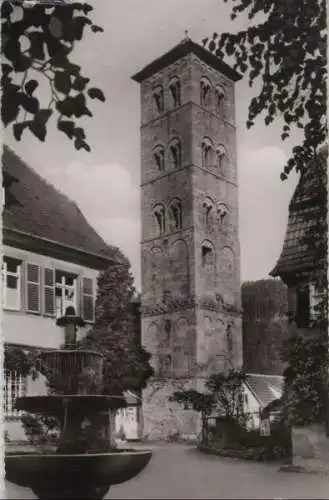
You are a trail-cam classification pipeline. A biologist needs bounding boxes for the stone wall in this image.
[292,424,329,473]
[141,378,201,441]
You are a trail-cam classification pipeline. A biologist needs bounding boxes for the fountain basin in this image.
[6,448,152,499]
[15,394,130,417]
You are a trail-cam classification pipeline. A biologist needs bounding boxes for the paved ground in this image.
[5,443,329,499]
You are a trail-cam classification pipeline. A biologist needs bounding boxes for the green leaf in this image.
[25,80,39,97]
[20,95,39,114]
[28,32,46,60]
[72,76,90,91]
[1,100,19,126]
[13,122,31,141]
[91,25,104,33]
[58,120,75,139]
[54,71,71,94]
[87,87,105,102]
[36,109,53,124]
[56,98,75,117]
[29,120,47,142]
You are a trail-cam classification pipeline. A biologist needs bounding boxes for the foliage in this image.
[2,1,105,151]
[281,331,327,426]
[4,346,38,378]
[21,413,60,446]
[203,0,327,177]
[79,248,153,395]
[170,369,248,426]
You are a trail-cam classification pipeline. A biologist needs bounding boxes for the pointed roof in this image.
[3,145,119,268]
[131,37,242,83]
[270,147,327,278]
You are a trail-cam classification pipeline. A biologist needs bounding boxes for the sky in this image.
[5,0,302,291]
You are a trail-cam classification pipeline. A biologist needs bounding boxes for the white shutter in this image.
[43,268,55,316]
[25,263,41,313]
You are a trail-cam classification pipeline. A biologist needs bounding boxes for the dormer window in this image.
[201,137,214,167]
[169,77,181,108]
[200,77,212,106]
[154,204,166,235]
[169,138,182,169]
[153,86,164,115]
[153,145,165,171]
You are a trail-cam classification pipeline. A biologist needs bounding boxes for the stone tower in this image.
[132,37,243,440]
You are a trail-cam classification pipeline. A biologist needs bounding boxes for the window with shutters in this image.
[82,277,94,322]
[55,271,77,318]
[26,263,41,313]
[43,268,56,316]
[2,257,21,310]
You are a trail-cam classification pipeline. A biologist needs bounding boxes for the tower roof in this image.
[270,146,327,279]
[131,37,242,83]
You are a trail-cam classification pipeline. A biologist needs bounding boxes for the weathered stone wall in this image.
[141,378,201,441]
[292,424,329,473]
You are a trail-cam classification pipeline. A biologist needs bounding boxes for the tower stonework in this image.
[132,38,243,440]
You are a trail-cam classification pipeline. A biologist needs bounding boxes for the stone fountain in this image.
[5,308,152,499]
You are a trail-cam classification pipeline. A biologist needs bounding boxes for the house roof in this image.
[3,145,118,267]
[270,147,327,278]
[131,37,242,83]
[245,373,284,408]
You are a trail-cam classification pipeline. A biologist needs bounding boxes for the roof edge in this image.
[131,38,242,83]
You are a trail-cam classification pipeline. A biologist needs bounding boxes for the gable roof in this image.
[131,37,242,83]
[3,145,119,267]
[245,373,284,408]
[270,147,327,278]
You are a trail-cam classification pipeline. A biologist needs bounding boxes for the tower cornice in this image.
[131,38,242,83]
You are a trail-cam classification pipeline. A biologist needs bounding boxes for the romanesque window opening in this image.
[169,77,181,108]
[216,144,226,169]
[203,199,214,230]
[201,243,214,267]
[153,145,165,171]
[226,322,233,354]
[2,257,21,311]
[170,199,182,230]
[153,86,164,115]
[215,84,225,112]
[217,203,228,225]
[200,77,212,106]
[169,138,182,169]
[153,204,166,235]
[201,137,214,168]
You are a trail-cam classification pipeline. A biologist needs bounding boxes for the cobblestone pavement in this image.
[5,444,329,499]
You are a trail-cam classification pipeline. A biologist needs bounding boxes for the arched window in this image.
[216,144,227,169]
[202,198,214,230]
[169,77,181,108]
[217,203,228,225]
[169,138,182,169]
[201,241,214,268]
[200,77,212,106]
[169,199,182,231]
[153,145,165,171]
[201,137,214,167]
[215,84,225,112]
[226,322,233,355]
[153,204,166,235]
[153,86,164,115]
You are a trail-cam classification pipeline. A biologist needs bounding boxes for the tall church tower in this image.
[132,37,243,440]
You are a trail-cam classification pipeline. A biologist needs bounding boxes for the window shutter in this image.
[44,268,55,316]
[26,263,40,313]
[82,277,94,322]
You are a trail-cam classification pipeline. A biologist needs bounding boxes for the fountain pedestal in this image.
[5,308,152,499]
